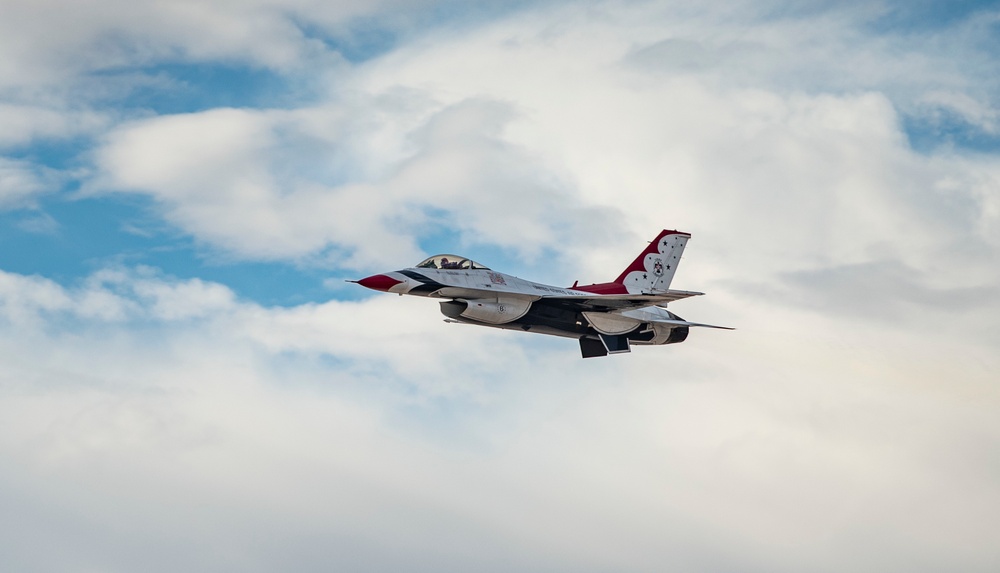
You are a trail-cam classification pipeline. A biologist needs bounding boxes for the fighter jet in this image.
[353,229,731,358]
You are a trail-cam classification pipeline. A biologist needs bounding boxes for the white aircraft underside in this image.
[354,229,731,358]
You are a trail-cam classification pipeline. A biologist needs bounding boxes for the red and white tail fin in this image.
[615,230,691,294]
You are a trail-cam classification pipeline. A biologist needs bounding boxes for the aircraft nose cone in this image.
[357,274,403,292]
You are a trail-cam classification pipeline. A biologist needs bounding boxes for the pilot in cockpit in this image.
[440,257,459,269]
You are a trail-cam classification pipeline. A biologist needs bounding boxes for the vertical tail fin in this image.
[614,229,690,294]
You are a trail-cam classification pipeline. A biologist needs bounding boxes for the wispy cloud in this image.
[0,157,60,209]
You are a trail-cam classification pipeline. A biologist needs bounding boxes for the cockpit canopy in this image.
[415,254,490,270]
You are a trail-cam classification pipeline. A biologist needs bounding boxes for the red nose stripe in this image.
[357,274,402,292]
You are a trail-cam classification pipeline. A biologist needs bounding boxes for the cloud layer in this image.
[1,265,997,572]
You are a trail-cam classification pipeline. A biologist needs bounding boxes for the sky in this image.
[1,0,999,571]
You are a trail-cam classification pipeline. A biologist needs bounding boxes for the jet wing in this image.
[539,289,703,310]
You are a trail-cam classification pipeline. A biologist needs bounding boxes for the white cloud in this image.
[91,105,421,266]
[0,0,410,91]
[0,270,74,318]
[0,158,59,209]
[0,104,107,148]
[918,91,1000,135]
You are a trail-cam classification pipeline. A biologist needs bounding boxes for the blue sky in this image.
[2,1,999,571]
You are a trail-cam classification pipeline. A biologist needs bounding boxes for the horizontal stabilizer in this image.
[652,318,734,330]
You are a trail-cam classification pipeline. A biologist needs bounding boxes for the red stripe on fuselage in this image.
[571,282,628,294]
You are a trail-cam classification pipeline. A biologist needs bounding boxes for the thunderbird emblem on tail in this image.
[352,229,732,358]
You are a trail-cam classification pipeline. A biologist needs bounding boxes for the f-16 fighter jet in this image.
[353,229,731,358]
